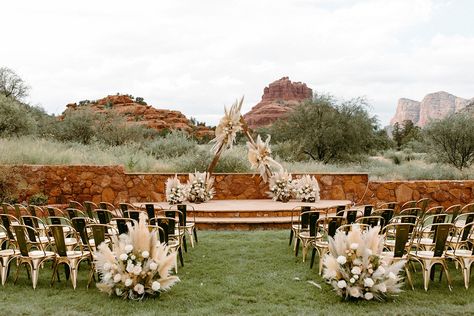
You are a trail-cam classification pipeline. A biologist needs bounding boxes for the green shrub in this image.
[272,140,305,162]
[28,193,48,205]
[146,130,198,159]
[0,95,37,137]
[56,108,96,144]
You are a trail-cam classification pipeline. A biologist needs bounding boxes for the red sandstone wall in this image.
[0,165,368,205]
[1,165,472,207]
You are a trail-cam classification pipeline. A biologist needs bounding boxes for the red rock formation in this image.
[243,77,312,129]
[64,95,214,138]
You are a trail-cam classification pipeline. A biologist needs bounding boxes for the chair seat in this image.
[380,251,408,259]
[446,249,474,258]
[64,250,90,258]
[65,238,77,245]
[0,249,20,256]
[298,232,322,239]
[0,232,6,239]
[410,250,445,259]
[28,250,56,258]
[419,238,435,245]
[314,241,328,248]
[185,223,195,227]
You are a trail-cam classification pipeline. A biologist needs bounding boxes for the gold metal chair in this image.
[0,224,20,286]
[295,209,327,262]
[446,222,474,289]
[310,216,345,275]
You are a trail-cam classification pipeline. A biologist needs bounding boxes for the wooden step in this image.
[193,216,292,230]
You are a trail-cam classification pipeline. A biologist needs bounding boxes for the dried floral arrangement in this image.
[268,170,295,202]
[295,175,320,202]
[247,135,283,183]
[165,175,187,204]
[187,171,215,203]
[322,226,405,301]
[94,213,179,300]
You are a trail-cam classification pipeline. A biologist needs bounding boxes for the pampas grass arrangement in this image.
[210,98,243,155]
[268,170,295,202]
[322,226,405,301]
[247,135,283,183]
[166,175,187,204]
[187,171,215,203]
[94,213,179,300]
[295,175,320,202]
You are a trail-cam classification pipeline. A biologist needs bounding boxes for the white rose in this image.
[364,292,374,300]
[134,283,145,295]
[350,243,359,250]
[337,280,347,289]
[348,286,361,297]
[336,256,347,265]
[350,278,356,284]
[124,244,133,253]
[131,255,136,260]
[354,275,359,280]
[151,281,161,291]
[142,251,150,258]
[351,266,361,275]
[126,262,134,273]
[149,262,158,270]
[364,278,374,288]
[133,266,142,275]
[113,273,122,283]
[119,253,128,261]
[124,278,133,287]
[103,262,111,271]
[388,272,397,280]
[378,283,387,293]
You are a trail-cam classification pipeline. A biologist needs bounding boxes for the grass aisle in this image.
[1,230,473,315]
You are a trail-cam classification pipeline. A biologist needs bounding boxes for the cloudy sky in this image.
[2,0,473,126]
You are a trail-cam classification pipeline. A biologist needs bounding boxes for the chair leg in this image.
[50,261,59,286]
[31,260,41,289]
[405,265,414,291]
[70,266,77,290]
[310,248,316,269]
[178,248,184,267]
[289,230,294,246]
[423,262,431,291]
[441,261,453,291]
[14,262,22,285]
[295,239,300,257]
[193,228,198,243]
[183,235,188,253]
[188,229,195,248]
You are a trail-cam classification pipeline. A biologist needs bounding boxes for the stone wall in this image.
[2,165,473,207]
[0,165,368,205]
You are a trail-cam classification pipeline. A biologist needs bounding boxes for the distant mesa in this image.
[243,76,313,129]
[64,94,213,138]
[390,91,474,127]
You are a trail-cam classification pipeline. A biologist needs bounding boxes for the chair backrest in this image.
[12,224,49,256]
[28,205,45,218]
[363,205,373,217]
[65,207,87,220]
[71,217,89,245]
[14,204,28,218]
[93,209,114,224]
[355,215,385,228]
[416,198,430,213]
[335,205,346,216]
[150,216,176,243]
[177,204,187,224]
[337,223,370,234]
[115,218,137,235]
[399,207,421,217]
[86,223,117,250]
[46,206,65,224]
[422,213,448,228]
[125,209,143,222]
[416,223,453,257]
[444,204,462,223]
[372,208,394,227]
[317,216,344,238]
[69,200,84,210]
[424,206,444,217]
[49,225,70,257]
[300,210,325,236]
[2,203,14,215]
[84,201,98,218]
[378,201,398,211]
[21,215,43,230]
[0,214,17,240]
[401,200,417,210]
[383,222,416,258]
[145,204,156,221]
[460,203,474,215]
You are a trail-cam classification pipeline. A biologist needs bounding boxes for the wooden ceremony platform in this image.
[135,199,352,230]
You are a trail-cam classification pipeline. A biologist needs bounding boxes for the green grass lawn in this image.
[1,230,473,315]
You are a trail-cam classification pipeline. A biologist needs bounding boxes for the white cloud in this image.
[1,0,473,126]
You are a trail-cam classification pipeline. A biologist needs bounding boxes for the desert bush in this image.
[272,140,305,162]
[146,130,198,159]
[0,95,37,137]
[423,114,474,170]
[56,108,96,144]
[28,193,49,205]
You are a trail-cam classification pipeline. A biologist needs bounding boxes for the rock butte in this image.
[390,91,474,127]
[243,77,312,129]
[64,95,214,138]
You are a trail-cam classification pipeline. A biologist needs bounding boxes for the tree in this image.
[0,67,30,100]
[424,114,474,170]
[0,95,36,137]
[391,120,421,150]
[269,95,387,163]
[56,108,97,144]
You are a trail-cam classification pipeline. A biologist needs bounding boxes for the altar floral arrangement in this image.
[247,135,283,183]
[295,175,320,202]
[186,171,215,203]
[210,98,243,155]
[165,175,187,204]
[268,170,295,202]
[94,213,179,300]
[322,226,405,301]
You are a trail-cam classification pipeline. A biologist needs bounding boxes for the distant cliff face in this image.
[243,77,312,129]
[64,95,213,138]
[390,91,472,127]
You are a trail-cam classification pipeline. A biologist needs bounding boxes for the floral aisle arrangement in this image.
[322,226,405,301]
[247,135,283,183]
[165,175,187,204]
[94,213,179,300]
[268,170,295,202]
[295,175,320,202]
[186,171,215,203]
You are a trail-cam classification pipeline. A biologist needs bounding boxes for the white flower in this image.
[134,283,145,295]
[124,244,133,253]
[142,251,150,258]
[151,281,161,291]
[353,258,362,265]
[388,272,397,280]
[336,256,347,265]
[350,243,359,250]
[149,262,158,270]
[364,292,374,300]
[103,273,112,281]
[337,280,347,289]
[378,283,387,293]
[119,253,128,261]
[133,265,142,275]
[125,278,133,287]
[351,266,361,275]
[113,273,122,283]
[366,249,373,256]
[348,286,361,297]
[126,262,134,273]
[364,278,374,288]
[350,278,356,284]
[377,266,386,274]
[103,262,111,271]
[354,275,359,280]
[115,288,122,296]
[131,255,136,260]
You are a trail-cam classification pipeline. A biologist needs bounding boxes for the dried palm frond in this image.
[247,135,282,182]
[210,97,244,155]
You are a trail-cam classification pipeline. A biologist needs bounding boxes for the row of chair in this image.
[290,200,474,290]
